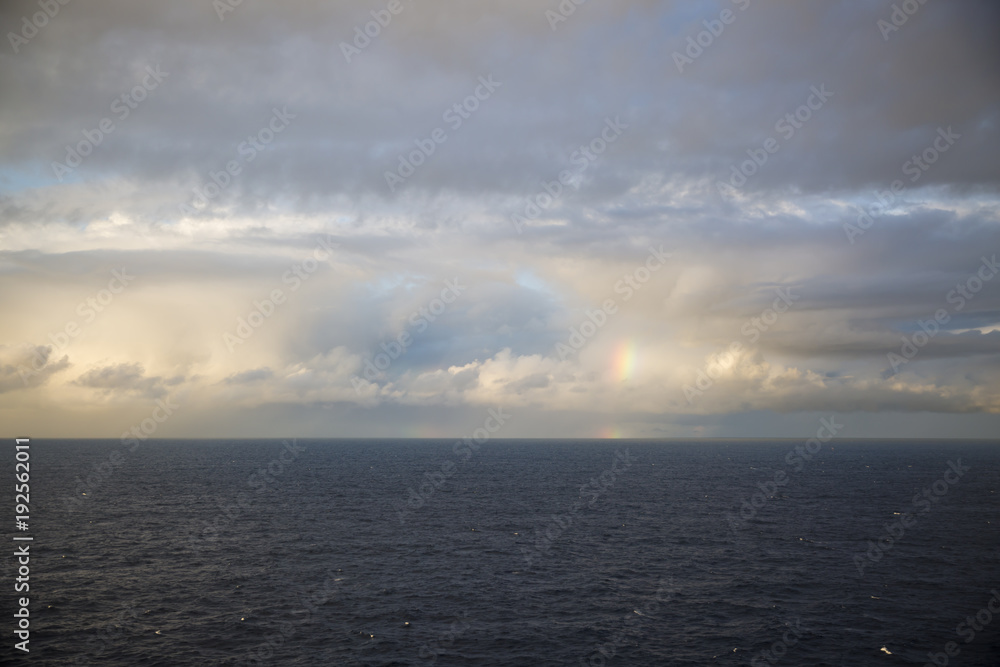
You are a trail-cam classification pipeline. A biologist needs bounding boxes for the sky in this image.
[1,0,999,439]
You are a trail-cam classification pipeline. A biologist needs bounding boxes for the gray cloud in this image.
[223,367,274,385]
[73,363,170,398]
[0,344,69,393]
[2,0,999,437]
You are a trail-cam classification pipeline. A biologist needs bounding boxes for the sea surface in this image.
[5,439,1000,666]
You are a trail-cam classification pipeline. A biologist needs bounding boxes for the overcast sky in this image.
[2,0,999,439]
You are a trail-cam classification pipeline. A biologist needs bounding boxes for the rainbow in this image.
[612,339,637,382]
[402,424,446,438]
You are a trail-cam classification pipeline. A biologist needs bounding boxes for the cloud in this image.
[223,367,274,384]
[73,363,169,399]
[2,0,999,437]
[0,344,70,393]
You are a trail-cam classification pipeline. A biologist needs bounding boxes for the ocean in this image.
[6,439,999,666]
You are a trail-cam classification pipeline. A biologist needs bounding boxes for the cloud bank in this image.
[2,0,999,438]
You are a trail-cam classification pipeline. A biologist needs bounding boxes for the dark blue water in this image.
[5,439,1000,666]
